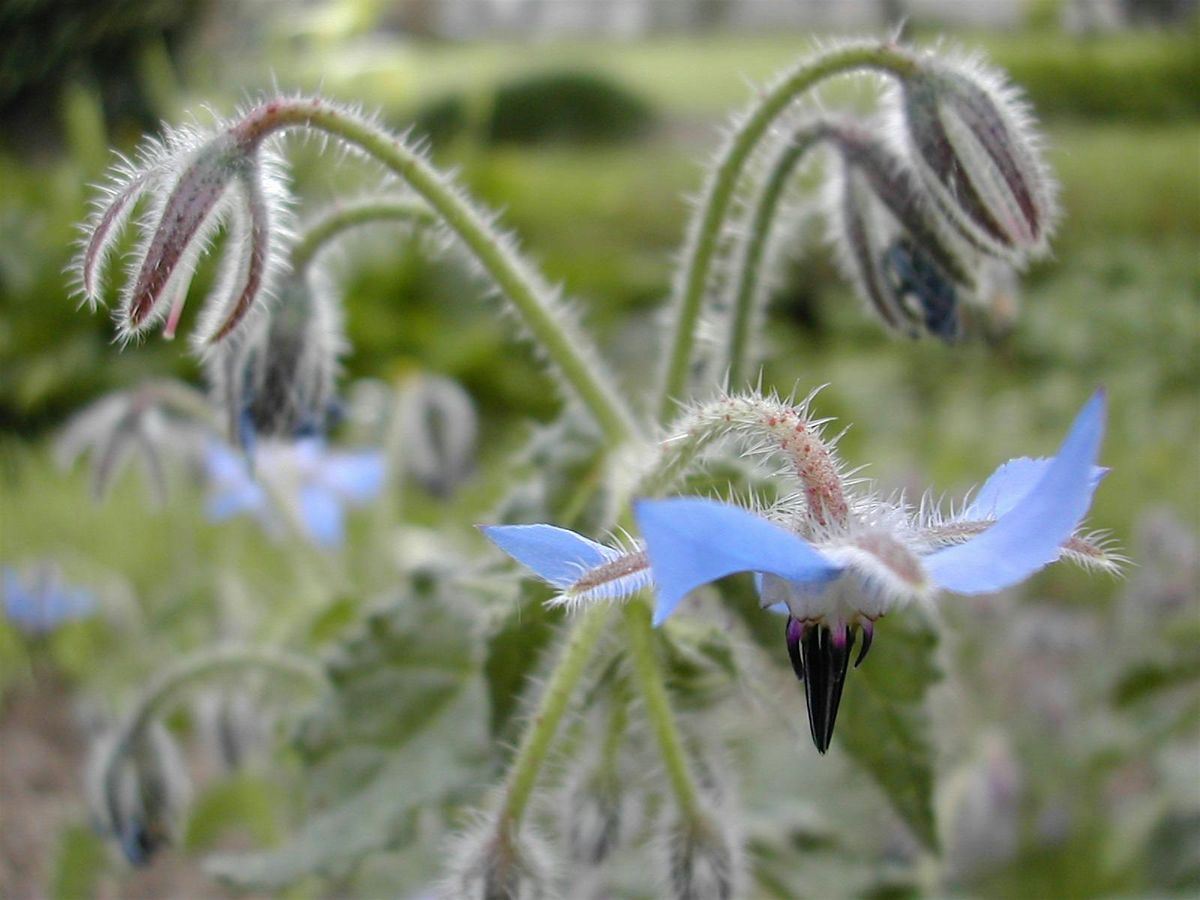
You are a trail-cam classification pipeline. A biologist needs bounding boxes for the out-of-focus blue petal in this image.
[480,524,611,589]
[634,498,841,626]
[206,481,268,521]
[963,457,1109,520]
[322,451,386,505]
[205,441,250,485]
[299,484,344,547]
[926,390,1106,594]
[766,602,789,616]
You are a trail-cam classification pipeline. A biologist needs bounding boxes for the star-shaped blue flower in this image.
[633,389,1108,751]
[482,392,1110,752]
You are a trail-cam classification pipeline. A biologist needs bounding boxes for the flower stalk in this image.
[657,41,918,421]
[231,99,638,446]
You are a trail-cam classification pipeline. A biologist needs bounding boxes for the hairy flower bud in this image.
[442,823,555,900]
[75,112,293,348]
[397,373,479,497]
[894,52,1056,261]
[89,723,192,866]
[561,764,626,866]
[826,125,973,343]
[208,266,343,450]
[662,817,740,900]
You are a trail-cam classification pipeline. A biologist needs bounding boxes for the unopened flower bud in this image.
[397,373,478,497]
[76,110,294,348]
[90,723,192,866]
[895,52,1056,261]
[826,125,972,343]
[662,817,740,900]
[561,766,625,866]
[442,823,555,900]
[209,267,343,450]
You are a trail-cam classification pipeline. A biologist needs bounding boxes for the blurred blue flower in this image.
[204,438,385,547]
[3,564,96,636]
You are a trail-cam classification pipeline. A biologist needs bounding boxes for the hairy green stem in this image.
[100,646,328,832]
[235,99,637,446]
[290,197,438,272]
[622,600,701,821]
[656,41,918,421]
[725,123,829,390]
[498,604,613,836]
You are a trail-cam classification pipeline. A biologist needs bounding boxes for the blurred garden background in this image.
[1,0,1198,896]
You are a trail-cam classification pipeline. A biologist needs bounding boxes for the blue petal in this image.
[926,390,1106,594]
[299,485,344,547]
[480,524,611,589]
[322,451,386,505]
[206,481,268,521]
[634,498,841,626]
[205,441,251,486]
[963,456,1108,520]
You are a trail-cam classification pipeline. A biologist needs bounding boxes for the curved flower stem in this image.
[656,41,918,421]
[290,198,438,273]
[497,603,613,838]
[622,600,701,822]
[232,99,638,446]
[100,646,328,832]
[724,122,830,391]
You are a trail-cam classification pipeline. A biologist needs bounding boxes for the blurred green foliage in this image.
[414,68,656,148]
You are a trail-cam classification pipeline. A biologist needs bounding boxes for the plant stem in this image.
[725,123,829,390]
[656,41,918,421]
[622,600,701,822]
[290,198,437,272]
[498,604,613,835]
[234,99,638,446]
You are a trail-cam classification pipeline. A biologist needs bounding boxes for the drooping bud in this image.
[397,373,479,497]
[90,723,192,866]
[75,111,294,349]
[441,823,556,900]
[561,765,625,866]
[55,379,215,504]
[826,125,974,343]
[208,266,343,451]
[894,52,1056,261]
[662,817,739,900]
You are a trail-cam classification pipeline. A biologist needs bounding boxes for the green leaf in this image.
[52,824,108,900]
[205,682,487,891]
[838,610,941,851]
[184,774,284,852]
[206,588,489,890]
[483,589,558,741]
[1113,653,1200,707]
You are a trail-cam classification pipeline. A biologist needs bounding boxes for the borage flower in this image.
[635,390,1109,752]
[484,391,1115,753]
[205,438,384,547]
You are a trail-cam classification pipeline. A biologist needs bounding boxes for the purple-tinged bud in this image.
[894,52,1057,261]
[76,110,294,349]
[826,126,974,343]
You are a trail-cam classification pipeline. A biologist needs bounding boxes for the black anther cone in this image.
[799,625,855,754]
